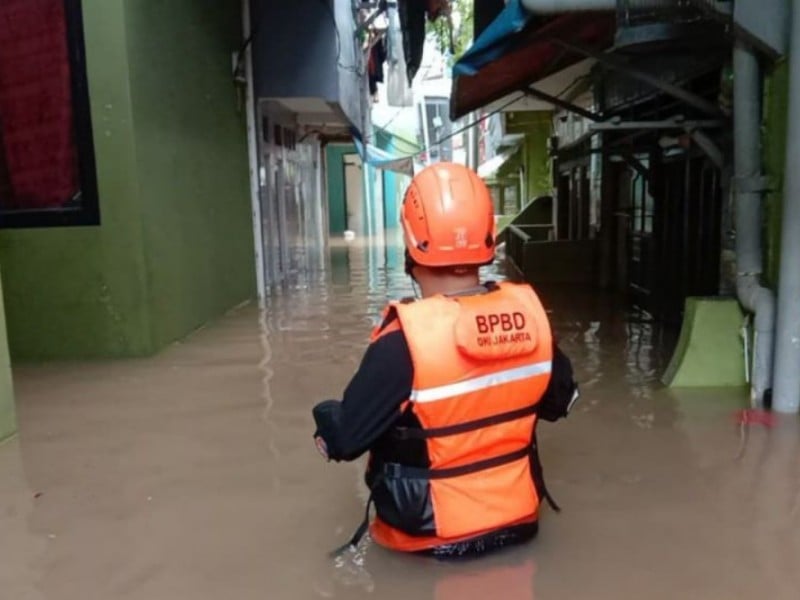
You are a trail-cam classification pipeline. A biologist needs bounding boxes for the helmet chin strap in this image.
[404,250,422,299]
[411,278,421,299]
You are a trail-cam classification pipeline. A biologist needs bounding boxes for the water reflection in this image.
[323,539,538,600]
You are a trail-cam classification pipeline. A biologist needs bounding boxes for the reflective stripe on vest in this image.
[409,361,553,403]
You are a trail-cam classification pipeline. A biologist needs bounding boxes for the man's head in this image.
[400,162,496,291]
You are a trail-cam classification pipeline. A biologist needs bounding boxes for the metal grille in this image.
[683,0,734,27]
[617,0,704,27]
[600,50,725,114]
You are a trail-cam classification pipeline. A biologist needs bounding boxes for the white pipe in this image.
[737,276,775,403]
[741,315,751,383]
[521,0,615,12]
[733,42,775,404]
[521,0,672,12]
[242,0,266,300]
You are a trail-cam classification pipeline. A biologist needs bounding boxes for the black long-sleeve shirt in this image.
[313,315,576,462]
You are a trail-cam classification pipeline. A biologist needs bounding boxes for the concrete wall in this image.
[123,0,255,349]
[251,0,338,101]
[0,0,254,360]
[251,0,364,130]
[0,269,14,442]
[333,0,367,130]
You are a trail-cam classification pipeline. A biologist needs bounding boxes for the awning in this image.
[450,1,615,119]
[453,0,533,78]
[352,135,415,176]
[478,150,517,180]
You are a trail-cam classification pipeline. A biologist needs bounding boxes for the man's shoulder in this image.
[365,322,413,371]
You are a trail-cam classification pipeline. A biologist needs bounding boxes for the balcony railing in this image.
[617,0,702,27]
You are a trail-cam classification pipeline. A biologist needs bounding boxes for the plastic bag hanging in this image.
[386,5,413,107]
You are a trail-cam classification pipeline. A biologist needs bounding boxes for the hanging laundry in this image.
[397,0,426,84]
[368,38,387,97]
[386,5,414,107]
[397,0,451,84]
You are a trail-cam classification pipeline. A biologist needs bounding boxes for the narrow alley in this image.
[1,240,798,600]
[3,1,800,598]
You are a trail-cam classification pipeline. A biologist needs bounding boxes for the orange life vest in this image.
[366,281,554,553]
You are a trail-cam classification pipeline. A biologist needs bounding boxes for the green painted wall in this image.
[326,144,356,234]
[522,131,552,200]
[506,111,552,203]
[0,0,254,360]
[123,0,254,349]
[764,59,789,287]
[0,1,151,359]
[0,269,15,442]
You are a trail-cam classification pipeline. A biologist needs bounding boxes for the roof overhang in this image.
[478,151,514,179]
[450,9,615,119]
[497,132,526,149]
[481,59,596,114]
[271,97,353,127]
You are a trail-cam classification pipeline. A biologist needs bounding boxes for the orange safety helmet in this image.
[401,162,496,268]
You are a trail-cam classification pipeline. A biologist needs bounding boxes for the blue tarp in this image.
[352,134,415,176]
[452,0,534,78]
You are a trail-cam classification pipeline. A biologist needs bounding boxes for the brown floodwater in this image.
[1,238,799,599]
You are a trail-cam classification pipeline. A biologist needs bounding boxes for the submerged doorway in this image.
[256,105,326,287]
[343,154,364,236]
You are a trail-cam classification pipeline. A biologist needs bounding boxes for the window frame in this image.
[0,0,100,229]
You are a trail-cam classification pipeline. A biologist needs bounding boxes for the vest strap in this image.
[531,437,561,512]
[393,404,539,440]
[383,446,530,481]
[328,472,384,557]
[332,443,562,556]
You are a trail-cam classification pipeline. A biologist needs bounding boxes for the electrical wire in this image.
[552,73,591,101]
[359,91,527,168]
[412,92,527,159]
[233,3,260,79]
[373,108,405,134]
[234,35,254,76]
[366,54,440,145]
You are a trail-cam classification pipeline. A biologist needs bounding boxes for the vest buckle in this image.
[383,463,404,479]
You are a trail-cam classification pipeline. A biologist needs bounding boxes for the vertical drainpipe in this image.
[733,42,775,405]
[242,0,265,299]
[772,4,800,414]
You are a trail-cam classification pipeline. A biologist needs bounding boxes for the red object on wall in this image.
[734,408,776,428]
[0,0,78,209]
[426,0,450,20]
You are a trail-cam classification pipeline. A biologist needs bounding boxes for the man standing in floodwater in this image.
[313,162,578,558]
